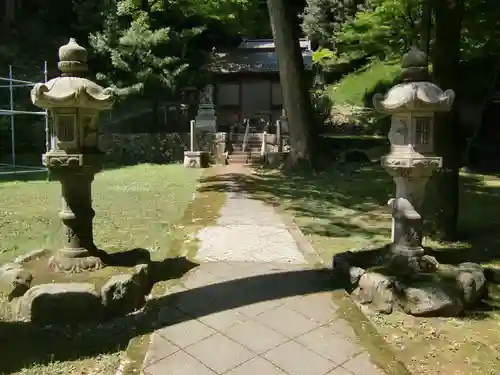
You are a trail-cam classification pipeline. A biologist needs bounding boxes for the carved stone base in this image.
[333,250,486,317]
[184,151,209,168]
[49,248,106,273]
[387,244,426,274]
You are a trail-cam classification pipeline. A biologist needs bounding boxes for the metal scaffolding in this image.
[0,63,49,174]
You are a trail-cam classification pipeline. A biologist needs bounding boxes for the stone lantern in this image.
[31,38,115,272]
[373,47,455,272]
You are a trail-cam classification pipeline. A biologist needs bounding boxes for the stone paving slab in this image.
[142,262,387,375]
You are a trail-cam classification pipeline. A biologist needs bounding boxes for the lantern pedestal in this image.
[383,157,440,273]
[45,152,106,272]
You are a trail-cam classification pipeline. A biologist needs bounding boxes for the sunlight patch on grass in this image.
[13,353,122,375]
[0,164,203,263]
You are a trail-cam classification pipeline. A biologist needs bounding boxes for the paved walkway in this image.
[141,166,388,375]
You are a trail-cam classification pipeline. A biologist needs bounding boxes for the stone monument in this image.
[195,84,217,133]
[183,84,217,167]
[31,38,115,272]
[373,46,455,272]
[195,84,217,155]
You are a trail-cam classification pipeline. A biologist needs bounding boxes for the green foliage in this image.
[311,75,334,128]
[163,0,263,34]
[303,0,418,74]
[461,0,500,59]
[304,0,500,68]
[89,1,202,99]
[302,0,365,49]
[327,59,400,106]
[312,48,336,64]
[335,0,421,62]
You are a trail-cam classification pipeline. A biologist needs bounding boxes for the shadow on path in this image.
[198,167,394,244]
[199,166,500,265]
[0,263,339,374]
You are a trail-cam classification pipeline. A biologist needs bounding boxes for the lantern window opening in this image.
[414,117,431,146]
[57,114,77,142]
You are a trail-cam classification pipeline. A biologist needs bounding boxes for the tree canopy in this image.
[303,0,500,68]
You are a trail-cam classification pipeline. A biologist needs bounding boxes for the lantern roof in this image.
[373,81,455,114]
[373,47,455,114]
[31,38,114,110]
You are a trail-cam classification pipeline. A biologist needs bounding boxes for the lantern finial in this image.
[58,38,88,77]
[400,46,430,82]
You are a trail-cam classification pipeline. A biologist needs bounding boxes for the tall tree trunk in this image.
[2,0,16,30]
[464,58,500,169]
[432,0,464,241]
[267,0,316,170]
[420,0,432,58]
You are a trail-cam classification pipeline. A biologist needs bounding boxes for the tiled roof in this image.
[210,38,313,73]
[237,38,311,50]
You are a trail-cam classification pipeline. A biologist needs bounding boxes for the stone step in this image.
[230,151,261,157]
[227,153,261,165]
[228,154,257,159]
[230,138,261,141]
[231,141,261,146]
[231,140,262,143]
[231,146,261,153]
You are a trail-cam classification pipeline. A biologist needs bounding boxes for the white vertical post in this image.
[44,61,50,152]
[9,65,15,166]
[261,129,267,157]
[190,120,195,151]
[388,198,395,243]
[276,119,282,152]
[242,118,250,152]
[391,218,395,242]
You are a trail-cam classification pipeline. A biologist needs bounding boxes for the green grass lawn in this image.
[0,164,203,264]
[0,164,205,375]
[232,164,500,375]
